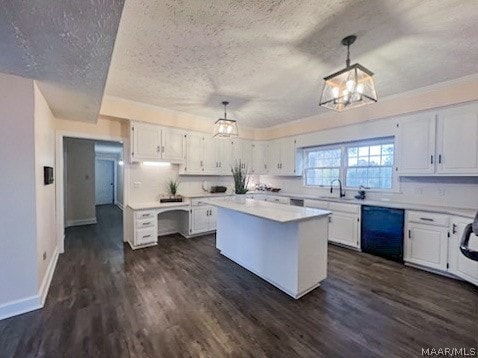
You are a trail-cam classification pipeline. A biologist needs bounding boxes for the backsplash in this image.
[128,163,235,203]
[259,175,478,210]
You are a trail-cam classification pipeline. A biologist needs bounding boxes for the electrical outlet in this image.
[134,182,141,189]
[43,252,47,261]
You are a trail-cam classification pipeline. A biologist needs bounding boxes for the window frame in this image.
[303,145,342,187]
[303,137,398,192]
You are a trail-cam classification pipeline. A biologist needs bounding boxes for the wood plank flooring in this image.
[0,205,476,357]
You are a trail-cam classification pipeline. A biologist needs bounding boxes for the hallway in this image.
[0,205,476,357]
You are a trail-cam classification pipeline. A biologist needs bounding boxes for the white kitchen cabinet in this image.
[436,103,478,175]
[203,136,218,174]
[191,205,216,234]
[183,132,203,174]
[404,211,449,271]
[131,122,185,163]
[232,139,253,170]
[252,142,268,174]
[215,139,232,175]
[448,216,478,285]
[131,122,162,161]
[396,112,436,175]
[161,128,186,162]
[266,138,298,176]
[132,210,158,247]
[328,203,361,249]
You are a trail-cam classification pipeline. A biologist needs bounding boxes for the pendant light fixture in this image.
[213,101,238,138]
[319,35,377,112]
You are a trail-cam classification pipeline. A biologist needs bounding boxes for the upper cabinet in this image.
[232,139,253,170]
[131,122,185,163]
[396,103,478,176]
[436,103,478,174]
[396,113,436,175]
[266,138,299,176]
[252,142,268,175]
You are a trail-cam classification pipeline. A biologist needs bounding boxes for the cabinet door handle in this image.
[200,160,203,167]
[430,155,434,164]
[142,222,151,226]
[219,162,222,167]
[143,235,151,238]
[162,146,165,153]
[408,230,412,239]
[420,217,434,222]
[438,154,442,164]
[452,224,457,234]
[157,145,161,153]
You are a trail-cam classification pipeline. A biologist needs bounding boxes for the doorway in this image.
[95,160,115,205]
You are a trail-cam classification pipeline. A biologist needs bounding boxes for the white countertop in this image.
[249,191,477,219]
[128,201,191,210]
[200,197,330,223]
[182,192,233,199]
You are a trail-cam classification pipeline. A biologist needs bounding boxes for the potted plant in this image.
[167,178,180,198]
[231,160,250,203]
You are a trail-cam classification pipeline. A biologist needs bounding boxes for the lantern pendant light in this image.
[213,101,239,138]
[319,35,377,112]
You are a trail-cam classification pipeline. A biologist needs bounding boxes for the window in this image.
[303,137,395,190]
[304,147,341,186]
[345,141,394,189]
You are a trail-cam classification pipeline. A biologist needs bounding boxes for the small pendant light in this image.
[319,35,378,112]
[213,101,239,138]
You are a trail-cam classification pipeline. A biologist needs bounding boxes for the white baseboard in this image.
[116,202,124,210]
[39,246,59,305]
[0,295,41,320]
[66,217,97,227]
[0,246,60,321]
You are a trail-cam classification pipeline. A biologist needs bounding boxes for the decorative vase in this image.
[234,194,247,204]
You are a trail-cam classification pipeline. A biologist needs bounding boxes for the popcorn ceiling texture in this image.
[106,0,478,128]
[0,0,125,123]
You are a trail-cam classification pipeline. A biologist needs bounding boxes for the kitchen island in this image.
[201,197,331,299]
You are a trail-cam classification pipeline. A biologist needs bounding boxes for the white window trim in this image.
[303,137,400,192]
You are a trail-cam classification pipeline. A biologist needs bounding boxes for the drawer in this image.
[267,196,290,205]
[407,211,449,227]
[329,202,360,215]
[191,198,207,206]
[136,217,156,229]
[304,199,329,210]
[135,210,156,220]
[135,227,157,245]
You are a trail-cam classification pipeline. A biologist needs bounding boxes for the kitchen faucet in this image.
[330,179,345,198]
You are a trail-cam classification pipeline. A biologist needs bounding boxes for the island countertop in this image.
[200,197,330,223]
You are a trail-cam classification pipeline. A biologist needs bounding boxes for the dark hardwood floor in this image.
[0,205,476,357]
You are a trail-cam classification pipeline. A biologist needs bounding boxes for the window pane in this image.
[305,147,341,187]
[381,155,393,165]
[357,157,369,166]
[358,147,369,157]
[369,156,381,166]
[370,145,381,156]
[348,156,358,166]
[348,147,358,157]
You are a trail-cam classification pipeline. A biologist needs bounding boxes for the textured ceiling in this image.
[0,0,125,122]
[105,0,478,128]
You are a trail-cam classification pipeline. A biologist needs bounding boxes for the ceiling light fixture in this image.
[213,101,238,138]
[319,35,377,112]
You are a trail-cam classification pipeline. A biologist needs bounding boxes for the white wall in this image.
[65,138,96,225]
[0,74,38,308]
[34,83,58,287]
[260,115,478,210]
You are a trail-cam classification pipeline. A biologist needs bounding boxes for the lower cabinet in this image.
[404,211,449,271]
[328,203,361,249]
[448,216,478,285]
[191,204,216,235]
[133,210,158,247]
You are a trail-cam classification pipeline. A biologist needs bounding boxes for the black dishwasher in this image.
[361,206,405,263]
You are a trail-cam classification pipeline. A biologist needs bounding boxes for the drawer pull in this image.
[420,217,434,222]
[142,214,149,217]
[142,222,151,226]
[142,235,151,238]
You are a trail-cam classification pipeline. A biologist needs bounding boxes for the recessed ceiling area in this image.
[105,0,478,128]
[0,0,125,122]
